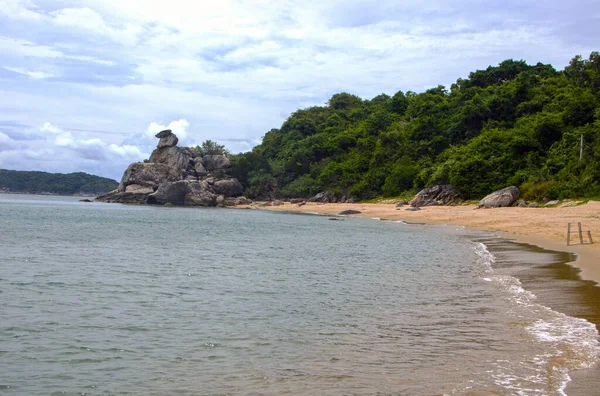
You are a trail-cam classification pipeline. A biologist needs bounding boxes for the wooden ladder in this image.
[567,222,594,246]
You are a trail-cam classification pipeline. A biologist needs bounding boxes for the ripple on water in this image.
[1,195,599,395]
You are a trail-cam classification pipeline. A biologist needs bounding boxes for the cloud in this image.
[0,122,148,179]
[0,131,20,150]
[4,66,54,79]
[1,0,599,178]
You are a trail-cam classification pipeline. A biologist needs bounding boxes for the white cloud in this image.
[146,119,190,142]
[50,7,143,45]
[0,132,20,150]
[0,0,598,178]
[0,122,149,179]
[4,66,54,79]
[0,0,43,20]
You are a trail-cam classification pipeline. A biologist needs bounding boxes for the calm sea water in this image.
[0,194,598,395]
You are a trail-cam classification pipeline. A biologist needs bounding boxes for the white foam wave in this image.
[471,241,600,395]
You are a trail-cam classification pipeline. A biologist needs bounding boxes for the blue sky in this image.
[0,0,599,180]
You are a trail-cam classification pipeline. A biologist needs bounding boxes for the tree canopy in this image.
[0,169,118,195]
[225,52,600,201]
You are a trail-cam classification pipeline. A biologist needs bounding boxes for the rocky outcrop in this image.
[478,186,520,208]
[203,155,231,172]
[409,184,463,207]
[213,179,244,197]
[308,191,349,203]
[96,130,244,206]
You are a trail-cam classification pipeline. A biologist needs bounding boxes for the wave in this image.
[472,242,600,395]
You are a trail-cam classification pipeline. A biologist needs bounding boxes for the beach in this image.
[251,201,600,285]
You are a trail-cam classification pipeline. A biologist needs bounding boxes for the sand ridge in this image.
[246,201,600,284]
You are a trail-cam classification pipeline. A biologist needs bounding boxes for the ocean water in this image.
[0,193,598,395]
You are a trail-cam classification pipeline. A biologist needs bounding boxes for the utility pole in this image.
[580,134,584,162]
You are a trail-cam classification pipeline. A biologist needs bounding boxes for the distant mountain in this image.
[0,169,118,196]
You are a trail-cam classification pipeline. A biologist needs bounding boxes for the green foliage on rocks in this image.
[231,52,600,201]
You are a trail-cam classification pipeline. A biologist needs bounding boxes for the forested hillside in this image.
[0,169,118,195]
[229,52,600,201]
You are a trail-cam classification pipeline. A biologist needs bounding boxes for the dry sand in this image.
[245,200,600,285]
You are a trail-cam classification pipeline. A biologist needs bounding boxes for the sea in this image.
[0,193,599,395]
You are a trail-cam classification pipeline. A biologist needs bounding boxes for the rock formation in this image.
[478,186,520,208]
[96,130,249,206]
[409,184,463,207]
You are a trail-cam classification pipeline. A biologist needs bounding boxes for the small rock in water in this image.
[339,209,361,215]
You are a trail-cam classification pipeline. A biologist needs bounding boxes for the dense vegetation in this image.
[228,52,600,201]
[0,169,118,195]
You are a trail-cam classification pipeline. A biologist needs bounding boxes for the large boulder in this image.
[213,178,244,197]
[184,180,217,206]
[118,162,181,191]
[155,129,179,148]
[194,161,208,177]
[203,155,231,172]
[478,186,520,208]
[147,181,189,205]
[309,191,337,203]
[149,146,193,174]
[409,184,462,207]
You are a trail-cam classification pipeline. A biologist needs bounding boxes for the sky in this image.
[0,0,599,181]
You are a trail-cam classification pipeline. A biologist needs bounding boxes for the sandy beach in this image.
[248,200,600,285]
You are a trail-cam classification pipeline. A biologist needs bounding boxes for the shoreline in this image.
[246,201,600,286]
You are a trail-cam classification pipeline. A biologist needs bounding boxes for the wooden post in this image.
[567,222,571,246]
[588,231,594,244]
[578,222,584,245]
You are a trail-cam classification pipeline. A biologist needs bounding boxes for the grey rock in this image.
[271,200,283,206]
[149,146,193,174]
[216,195,225,206]
[157,134,178,148]
[339,209,361,215]
[513,199,528,208]
[222,196,252,206]
[203,155,231,172]
[544,200,560,207]
[95,190,151,204]
[147,181,189,205]
[155,129,173,139]
[79,199,92,202]
[125,184,154,194]
[290,198,305,204]
[309,191,337,203]
[405,207,422,211]
[194,161,207,176]
[478,186,520,208]
[213,178,244,197]
[528,202,539,208]
[118,162,181,191]
[184,180,217,206]
[409,185,462,207]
